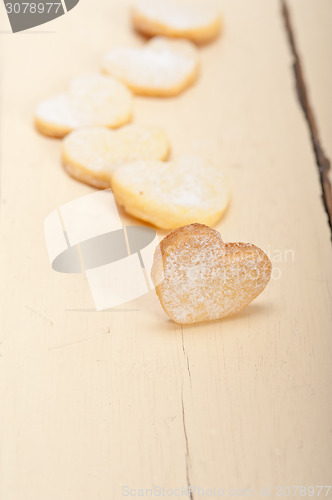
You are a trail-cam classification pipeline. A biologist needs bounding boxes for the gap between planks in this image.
[280,0,332,236]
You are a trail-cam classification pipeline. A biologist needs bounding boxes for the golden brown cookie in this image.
[132,0,222,44]
[35,74,133,138]
[151,224,272,324]
[110,156,230,229]
[102,37,199,97]
[62,124,170,189]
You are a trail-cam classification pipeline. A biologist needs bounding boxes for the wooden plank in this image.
[1,1,332,498]
[282,0,332,227]
[288,0,332,176]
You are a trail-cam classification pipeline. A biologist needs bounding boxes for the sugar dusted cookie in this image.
[35,74,133,138]
[132,0,222,45]
[110,156,230,229]
[62,124,170,189]
[151,224,272,324]
[102,37,199,97]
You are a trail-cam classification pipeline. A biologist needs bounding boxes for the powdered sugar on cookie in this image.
[152,224,272,324]
[35,74,133,138]
[102,37,199,97]
[132,0,222,44]
[110,156,230,229]
[62,124,170,189]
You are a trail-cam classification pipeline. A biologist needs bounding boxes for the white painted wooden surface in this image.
[1,1,332,499]
[290,0,332,182]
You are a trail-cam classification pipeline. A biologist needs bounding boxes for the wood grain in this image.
[1,1,332,499]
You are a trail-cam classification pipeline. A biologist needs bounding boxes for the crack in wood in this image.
[181,391,194,500]
[182,330,192,390]
[26,305,54,326]
[48,338,88,351]
[281,0,332,235]
[181,326,194,500]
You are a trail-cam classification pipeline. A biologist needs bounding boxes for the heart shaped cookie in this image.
[110,156,230,229]
[35,74,133,138]
[62,124,170,189]
[132,0,222,44]
[151,224,272,324]
[102,37,199,97]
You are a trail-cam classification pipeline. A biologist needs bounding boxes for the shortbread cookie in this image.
[35,74,133,138]
[151,224,272,324]
[102,37,199,97]
[110,156,230,229]
[132,0,222,45]
[62,124,170,189]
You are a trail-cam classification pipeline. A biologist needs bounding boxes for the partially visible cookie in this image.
[62,124,170,189]
[132,0,222,45]
[35,74,133,138]
[151,224,272,324]
[102,37,199,97]
[110,156,230,229]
